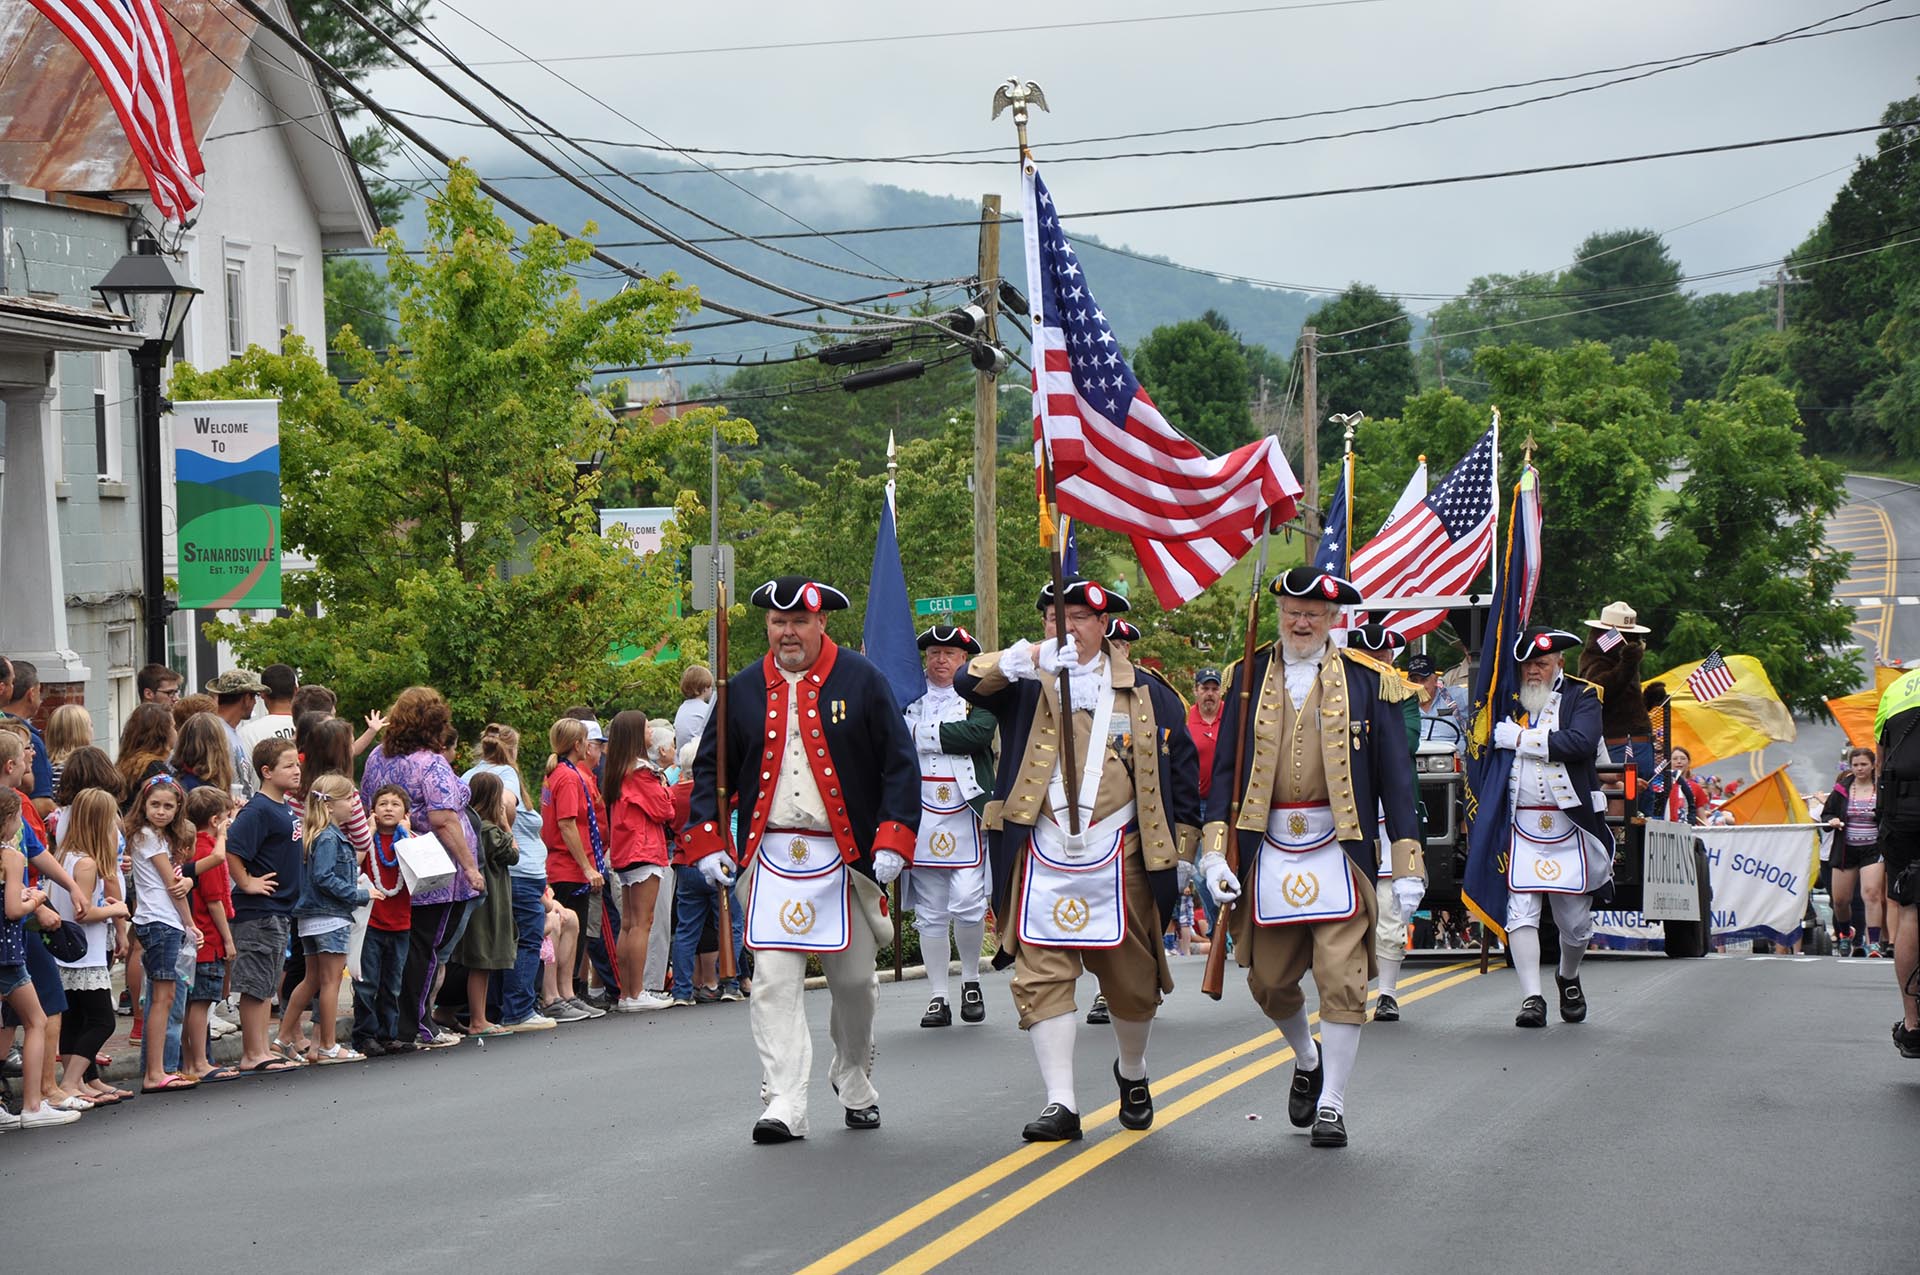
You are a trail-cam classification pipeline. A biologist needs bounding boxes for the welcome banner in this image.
[1593,823,1820,950]
[173,398,282,609]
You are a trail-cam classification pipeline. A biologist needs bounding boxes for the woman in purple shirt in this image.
[360,687,484,1048]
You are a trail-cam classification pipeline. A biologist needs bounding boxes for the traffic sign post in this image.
[912,593,979,617]
[692,544,735,611]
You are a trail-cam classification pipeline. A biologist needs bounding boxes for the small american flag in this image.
[1687,649,1736,703]
[28,0,206,223]
[1348,420,1499,641]
[1594,627,1624,653]
[1024,166,1300,606]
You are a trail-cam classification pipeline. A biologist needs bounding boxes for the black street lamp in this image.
[94,237,200,666]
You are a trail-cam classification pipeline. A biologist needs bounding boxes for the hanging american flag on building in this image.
[1687,649,1737,703]
[1346,417,1498,641]
[1023,166,1300,607]
[28,0,206,223]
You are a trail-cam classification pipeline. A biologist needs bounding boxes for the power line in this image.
[430,1,1402,67]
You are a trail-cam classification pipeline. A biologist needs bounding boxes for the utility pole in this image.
[973,193,1001,649]
[1300,325,1320,521]
[1771,268,1791,332]
[1434,332,1447,389]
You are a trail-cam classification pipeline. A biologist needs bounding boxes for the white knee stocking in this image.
[1111,1015,1152,1081]
[920,921,951,1002]
[1510,926,1543,998]
[1557,940,1585,981]
[1030,1013,1078,1110]
[1377,955,1402,999]
[1272,1009,1320,1071]
[1317,1021,1362,1115]
[955,919,985,982]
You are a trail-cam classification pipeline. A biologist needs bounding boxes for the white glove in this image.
[999,639,1038,682]
[1033,636,1079,677]
[1392,877,1426,923]
[695,852,734,888]
[872,849,907,885]
[1200,852,1241,907]
[1493,720,1522,751]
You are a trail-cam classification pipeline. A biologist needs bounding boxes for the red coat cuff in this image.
[872,820,916,864]
[678,820,736,868]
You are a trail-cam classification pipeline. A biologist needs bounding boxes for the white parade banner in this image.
[1592,823,1819,951]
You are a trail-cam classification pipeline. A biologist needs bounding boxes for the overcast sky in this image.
[365,0,1920,309]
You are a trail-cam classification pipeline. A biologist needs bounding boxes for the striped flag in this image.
[28,0,206,223]
[1023,165,1300,607]
[1347,418,1499,640]
[1594,627,1624,653]
[1687,649,1736,704]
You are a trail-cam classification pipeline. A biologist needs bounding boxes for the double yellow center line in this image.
[799,960,1483,1275]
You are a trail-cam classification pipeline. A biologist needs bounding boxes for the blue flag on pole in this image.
[864,480,924,711]
[1314,460,1350,577]
[1461,464,1542,943]
[1061,516,1079,577]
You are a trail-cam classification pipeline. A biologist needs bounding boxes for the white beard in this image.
[1281,635,1327,663]
[1517,681,1553,718]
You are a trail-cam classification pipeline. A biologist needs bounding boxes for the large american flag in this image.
[1023,166,1300,607]
[1347,418,1498,640]
[29,0,206,223]
[1687,649,1736,703]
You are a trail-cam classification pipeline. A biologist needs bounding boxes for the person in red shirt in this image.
[540,717,607,1022]
[1187,669,1224,801]
[606,713,676,1013]
[354,785,414,1054]
[180,787,237,1081]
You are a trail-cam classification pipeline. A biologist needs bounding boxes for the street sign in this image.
[913,593,978,616]
[691,544,735,611]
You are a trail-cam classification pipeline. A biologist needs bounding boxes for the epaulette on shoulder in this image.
[1563,674,1604,703]
[1339,649,1415,703]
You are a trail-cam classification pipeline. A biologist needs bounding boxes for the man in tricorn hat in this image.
[902,624,997,1028]
[683,576,920,1144]
[957,576,1201,1142]
[1492,626,1614,1029]
[1579,600,1654,786]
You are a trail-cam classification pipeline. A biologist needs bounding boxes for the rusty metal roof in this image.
[0,292,129,327]
[0,0,251,199]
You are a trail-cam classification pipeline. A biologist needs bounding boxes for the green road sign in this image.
[912,593,978,616]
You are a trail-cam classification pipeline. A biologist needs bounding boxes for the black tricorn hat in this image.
[1105,618,1142,642]
[917,624,981,655]
[1270,566,1362,606]
[1512,626,1582,662]
[1035,576,1130,615]
[1347,621,1405,654]
[749,576,850,613]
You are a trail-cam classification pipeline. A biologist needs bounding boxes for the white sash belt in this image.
[745,829,850,952]
[1254,803,1360,926]
[1019,802,1135,949]
[918,775,984,869]
[1508,806,1589,895]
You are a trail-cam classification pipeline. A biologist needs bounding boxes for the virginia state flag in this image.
[1461,464,1541,943]
[864,479,924,711]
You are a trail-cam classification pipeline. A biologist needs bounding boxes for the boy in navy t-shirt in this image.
[224,738,304,1073]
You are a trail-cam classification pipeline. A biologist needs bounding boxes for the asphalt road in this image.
[6,952,1916,1273]
[1753,472,1920,795]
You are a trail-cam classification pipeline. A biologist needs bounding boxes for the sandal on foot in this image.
[140,1074,199,1094]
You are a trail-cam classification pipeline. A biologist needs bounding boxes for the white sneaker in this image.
[612,997,648,1014]
[20,1103,81,1128]
[0,1106,21,1132]
[632,991,674,1010]
[501,1014,557,1032]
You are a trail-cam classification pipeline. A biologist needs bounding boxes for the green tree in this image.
[1557,229,1691,352]
[1424,272,1568,393]
[288,0,431,227]
[1129,318,1254,454]
[1306,285,1417,459]
[320,258,392,371]
[169,163,704,729]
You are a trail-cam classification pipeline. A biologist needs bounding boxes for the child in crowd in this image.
[454,772,519,1035]
[181,787,237,1082]
[354,785,413,1055]
[223,738,304,1075]
[123,774,201,1093]
[606,713,675,1013]
[279,774,369,1063]
[50,789,131,1107]
[43,703,92,795]
[1,787,81,1128]
[538,884,581,1011]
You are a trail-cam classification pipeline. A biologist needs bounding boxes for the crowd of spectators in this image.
[1,657,746,1128]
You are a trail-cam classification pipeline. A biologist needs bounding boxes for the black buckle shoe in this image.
[1310,1106,1348,1148]
[1113,1060,1153,1131]
[960,981,986,1023]
[751,1117,801,1145]
[1373,993,1400,1023]
[1085,994,1111,1025]
[1021,1102,1083,1142]
[845,1104,881,1130]
[1287,1062,1324,1128]
[1516,995,1548,1028]
[921,997,952,1028]
[1555,974,1587,1023]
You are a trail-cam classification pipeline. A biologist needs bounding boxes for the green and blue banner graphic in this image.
[172,398,282,610]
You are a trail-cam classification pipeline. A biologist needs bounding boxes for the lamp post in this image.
[93,237,200,666]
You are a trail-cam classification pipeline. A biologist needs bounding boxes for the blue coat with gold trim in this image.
[682,636,919,875]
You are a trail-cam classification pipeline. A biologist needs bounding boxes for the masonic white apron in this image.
[1018,674,1132,949]
[745,828,851,952]
[1507,805,1589,894]
[916,774,985,869]
[1254,801,1360,926]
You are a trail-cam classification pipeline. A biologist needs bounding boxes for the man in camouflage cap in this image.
[207,669,270,798]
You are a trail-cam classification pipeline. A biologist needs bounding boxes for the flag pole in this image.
[886,429,906,983]
[997,77,1083,837]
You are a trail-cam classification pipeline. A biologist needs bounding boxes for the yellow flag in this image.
[1645,654,1795,767]
[1827,688,1881,749]
[1720,763,1810,825]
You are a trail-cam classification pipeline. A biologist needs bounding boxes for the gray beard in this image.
[1518,681,1553,718]
[1281,635,1327,662]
